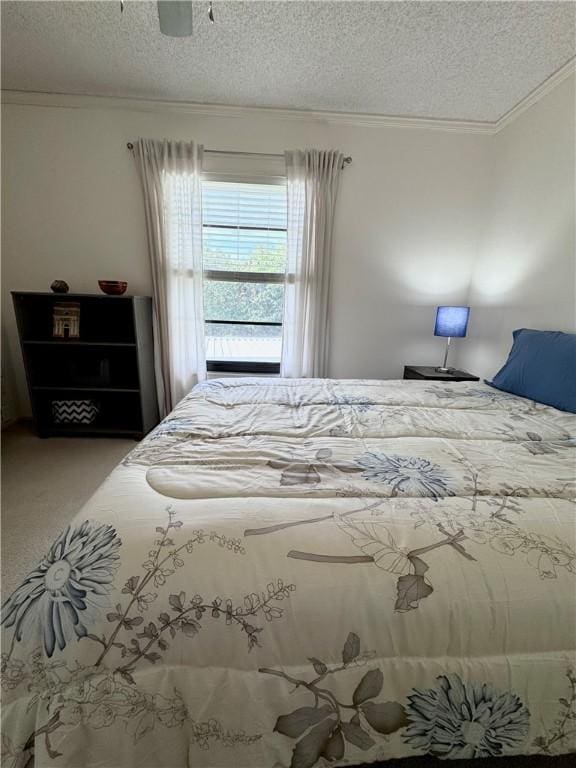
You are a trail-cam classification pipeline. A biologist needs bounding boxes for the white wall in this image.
[3,76,574,417]
[459,74,576,379]
[1,99,491,415]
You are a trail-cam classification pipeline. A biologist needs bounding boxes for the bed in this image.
[2,377,575,767]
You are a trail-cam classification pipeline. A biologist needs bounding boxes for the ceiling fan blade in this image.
[157,1,193,37]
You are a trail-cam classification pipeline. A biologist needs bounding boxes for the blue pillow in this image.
[488,329,576,413]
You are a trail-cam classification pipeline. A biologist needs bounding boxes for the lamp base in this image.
[438,336,453,373]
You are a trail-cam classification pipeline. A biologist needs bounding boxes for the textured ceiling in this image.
[1,1,575,122]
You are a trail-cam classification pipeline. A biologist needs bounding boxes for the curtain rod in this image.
[126,143,352,166]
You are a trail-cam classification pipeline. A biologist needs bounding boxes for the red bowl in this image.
[98,280,128,295]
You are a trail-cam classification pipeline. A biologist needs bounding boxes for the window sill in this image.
[207,361,280,375]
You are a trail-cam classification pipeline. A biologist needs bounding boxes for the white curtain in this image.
[281,149,344,378]
[134,138,206,417]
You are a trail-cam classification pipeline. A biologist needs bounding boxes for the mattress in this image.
[2,377,575,767]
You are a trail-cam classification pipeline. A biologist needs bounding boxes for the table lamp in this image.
[434,306,470,372]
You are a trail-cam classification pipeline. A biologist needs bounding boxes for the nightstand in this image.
[403,365,479,382]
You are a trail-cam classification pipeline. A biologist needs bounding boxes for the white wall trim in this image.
[494,57,576,132]
[2,57,574,135]
[0,89,496,134]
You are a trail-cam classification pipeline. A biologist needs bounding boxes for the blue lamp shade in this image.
[434,306,470,338]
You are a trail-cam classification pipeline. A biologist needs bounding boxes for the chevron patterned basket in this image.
[52,399,100,425]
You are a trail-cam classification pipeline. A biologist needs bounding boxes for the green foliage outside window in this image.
[203,245,286,331]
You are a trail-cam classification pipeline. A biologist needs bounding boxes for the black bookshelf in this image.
[12,292,159,438]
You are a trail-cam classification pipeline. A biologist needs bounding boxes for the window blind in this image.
[202,181,287,274]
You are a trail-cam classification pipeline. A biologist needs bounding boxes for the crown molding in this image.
[3,57,574,136]
[0,89,496,134]
[494,57,576,132]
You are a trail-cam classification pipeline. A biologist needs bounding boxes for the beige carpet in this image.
[1,421,133,596]
[0,423,572,767]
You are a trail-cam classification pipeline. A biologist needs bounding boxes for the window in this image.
[201,180,287,373]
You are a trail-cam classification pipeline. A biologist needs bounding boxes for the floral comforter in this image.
[2,377,575,768]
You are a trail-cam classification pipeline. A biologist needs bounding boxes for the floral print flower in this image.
[429,386,519,404]
[331,395,376,412]
[404,674,530,759]
[1,521,121,657]
[147,418,198,441]
[153,693,188,728]
[527,547,574,579]
[355,453,455,501]
[0,656,25,690]
[522,432,576,456]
